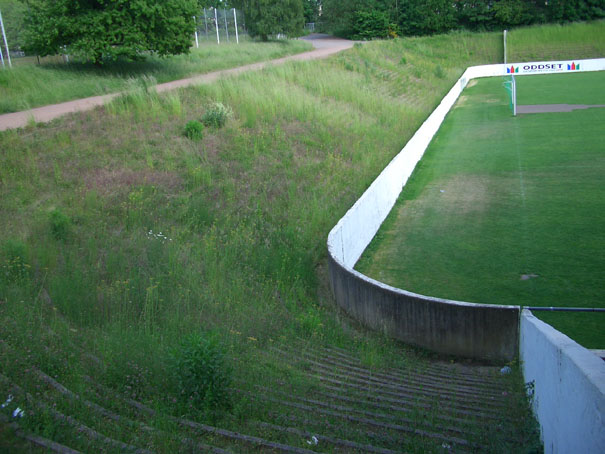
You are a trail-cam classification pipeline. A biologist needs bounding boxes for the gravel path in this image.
[0,35,354,132]
[517,103,605,114]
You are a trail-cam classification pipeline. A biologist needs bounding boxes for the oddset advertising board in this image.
[503,58,605,75]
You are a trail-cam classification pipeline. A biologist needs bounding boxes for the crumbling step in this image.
[0,413,82,454]
[270,349,505,416]
[319,345,505,390]
[83,377,318,454]
[32,368,230,454]
[299,346,506,396]
[276,347,507,405]
[248,384,480,439]
[0,374,153,454]
[237,388,478,450]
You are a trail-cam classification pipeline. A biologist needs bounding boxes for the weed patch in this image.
[184,120,205,140]
[171,332,232,420]
[201,103,233,129]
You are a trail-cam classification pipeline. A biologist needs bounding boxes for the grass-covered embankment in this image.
[508,20,605,61]
[0,24,580,452]
[0,40,312,114]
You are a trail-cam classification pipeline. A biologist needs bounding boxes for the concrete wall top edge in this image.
[333,253,520,312]
[522,310,605,393]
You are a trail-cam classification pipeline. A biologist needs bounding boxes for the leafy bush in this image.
[184,120,204,141]
[49,209,71,241]
[172,333,232,417]
[351,10,391,40]
[201,103,233,129]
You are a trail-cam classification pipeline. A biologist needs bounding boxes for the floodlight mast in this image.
[503,29,507,65]
[0,8,11,68]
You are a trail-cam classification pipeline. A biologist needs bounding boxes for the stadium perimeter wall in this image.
[327,57,605,451]
[521,310,605,454]
[327,57,605,361]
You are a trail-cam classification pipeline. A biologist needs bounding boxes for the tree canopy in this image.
[321,0,605,39]
[22,0,199,64]
[238,0,304,41]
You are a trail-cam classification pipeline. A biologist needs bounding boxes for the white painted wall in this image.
[521,310,605,454]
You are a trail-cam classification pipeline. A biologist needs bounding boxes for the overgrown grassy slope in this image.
[2,22,599,452]
[0,40,312,113]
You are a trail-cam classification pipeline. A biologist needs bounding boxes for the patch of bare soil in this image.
[85,168,182,196]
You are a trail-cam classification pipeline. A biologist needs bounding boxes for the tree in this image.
[399,0,457,36]
[303,0,320,24]
[22,0,199,64]
[239,0,304,41]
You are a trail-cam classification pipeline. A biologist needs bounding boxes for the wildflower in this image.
[247,336,257,342]
[1,395,13,408]
[12,407,24,418]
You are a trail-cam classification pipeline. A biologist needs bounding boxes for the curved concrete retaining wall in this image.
[329,254,519,361]
[520,310,605,454]
[327,58,605,361]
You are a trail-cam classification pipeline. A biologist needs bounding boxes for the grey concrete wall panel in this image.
[329,254,519,361]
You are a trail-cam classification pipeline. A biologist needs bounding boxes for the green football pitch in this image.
[355,71,605,348]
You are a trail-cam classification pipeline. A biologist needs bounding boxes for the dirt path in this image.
[0,35,354,132]
[517,103,605,114]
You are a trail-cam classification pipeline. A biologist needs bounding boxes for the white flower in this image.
[1,394,13,408]
[12,407,24,418]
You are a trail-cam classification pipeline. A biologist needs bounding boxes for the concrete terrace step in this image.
[247,385,480,440]
[277,346,508,402]
[237,388,476,450]
[323,345,505,387]
[1,334,523,453]
[271,348,508,416]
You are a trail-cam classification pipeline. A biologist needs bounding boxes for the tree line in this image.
[322,0,605,40]
[0,1,602,64]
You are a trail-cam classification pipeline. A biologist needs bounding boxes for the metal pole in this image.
[0,41,4,68]
[503,29,507,65]
[193,16,199,48]
[512,75,516,116]
[526,307,605,312]
[224,9,229,42]
[233,9,239,44]
[0,9,12,68]
[203,9,208,40]
[214,8,220,44]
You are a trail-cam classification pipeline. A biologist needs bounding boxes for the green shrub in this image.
[201,103,233,129]
[351,10,390,40]
[434,65,445,79]
[184,120,205,140]
[172,333,232,417]
[49,209,71,241]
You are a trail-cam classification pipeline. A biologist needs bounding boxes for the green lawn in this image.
[356,71,605,348]
[0,40,312,113]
